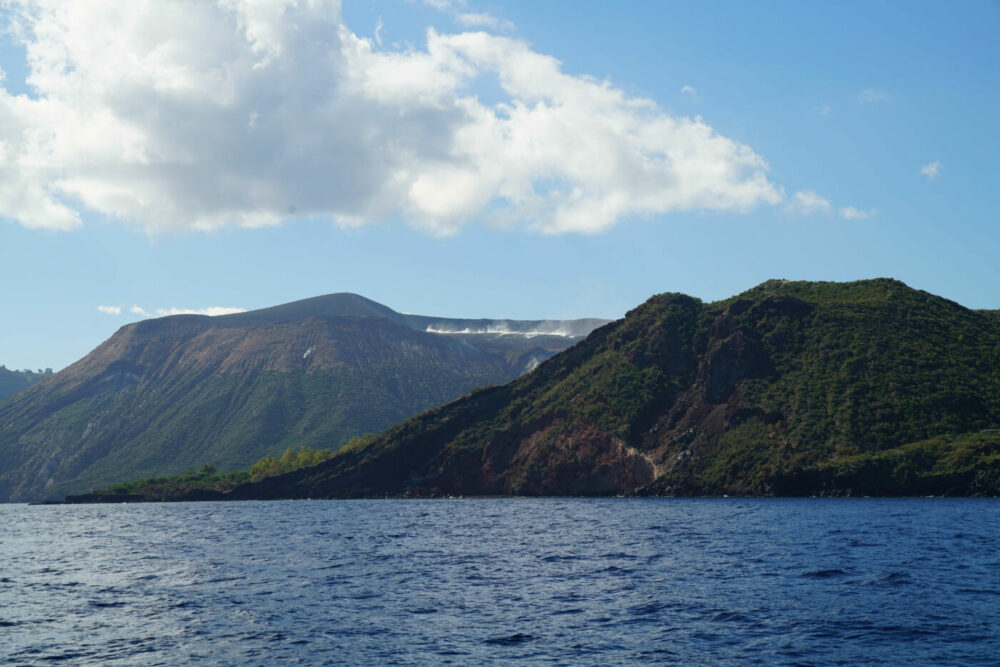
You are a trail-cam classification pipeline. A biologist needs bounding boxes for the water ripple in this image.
[2,498,999,665]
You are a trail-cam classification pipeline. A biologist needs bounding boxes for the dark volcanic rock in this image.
[63,492,148,504]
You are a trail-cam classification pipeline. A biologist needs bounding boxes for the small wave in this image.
[848,539,881,547]
[802,568,849,578]
[710,611,753,623]
[958,588,1000,596]
[484,633,535,645]
[866,624,936,639]
[317,562,346,571]
[629,601,669,616]
[32,650,91,662]
[171,600,200,609]
[878,571,912,585]
[551,608,584,616]
[406,607,438,615]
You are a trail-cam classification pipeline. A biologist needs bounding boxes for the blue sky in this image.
[1,0,998,371]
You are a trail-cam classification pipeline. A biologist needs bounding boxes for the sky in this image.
[1,0,998,371]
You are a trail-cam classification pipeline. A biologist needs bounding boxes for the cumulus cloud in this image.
[455,13,514,32]
[97,305,122,315]
[422,0,456,10]
[0,0,785,236]
[839,206,877,220]
[921,161,941,180]
[857,89,891,104]
[680,85,698,100]
[788,190,831,215]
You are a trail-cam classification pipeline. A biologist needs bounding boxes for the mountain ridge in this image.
[206,278,1000,500]
[0,367,52,402]
[1,294,609,502]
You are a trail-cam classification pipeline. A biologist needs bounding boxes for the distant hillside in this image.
[0,294,608,502]
[217,279,1000,500]
[0,367,52,402]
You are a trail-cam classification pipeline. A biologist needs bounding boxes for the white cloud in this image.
[680,85,698,100]
[127,304,246,319]
[839,206,877,220]
[921,160,941,180]
[154,306,247,317]
[788,190,831,215]
[455,13,513,32]
[423,0,456,9]
[857,89,891,104]
[0,0,785,236]
[97,304,122,315]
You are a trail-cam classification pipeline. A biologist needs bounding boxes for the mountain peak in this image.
[214,292,404,327]
[0,292,609,501]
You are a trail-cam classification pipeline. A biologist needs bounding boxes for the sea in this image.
[2,498,998,665]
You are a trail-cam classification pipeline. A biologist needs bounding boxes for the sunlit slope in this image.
[0,293,607,501]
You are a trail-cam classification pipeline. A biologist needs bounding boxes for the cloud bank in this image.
[0,0,787,235]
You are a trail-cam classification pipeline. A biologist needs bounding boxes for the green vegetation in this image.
[772,430,1000,496]
[820,430,1000,484]
[91,443,375,501]
[248,436,374,481]
[0,366,52,402]
[0,313,521,501]
[99,463,250,500]
[235,279,1000,499]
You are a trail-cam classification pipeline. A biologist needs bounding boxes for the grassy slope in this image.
[0,316,515,501]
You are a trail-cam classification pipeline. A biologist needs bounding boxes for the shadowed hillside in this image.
[0,367,52,402]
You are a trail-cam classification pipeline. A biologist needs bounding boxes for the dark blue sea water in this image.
[2,498,998,665]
